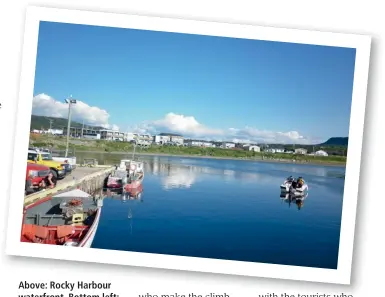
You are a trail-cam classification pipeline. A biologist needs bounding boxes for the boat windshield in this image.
[41,153,53,160]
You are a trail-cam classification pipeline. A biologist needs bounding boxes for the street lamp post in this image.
[65,96,77,157]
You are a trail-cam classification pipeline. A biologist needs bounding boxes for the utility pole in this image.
[48,119,54,136]
[65,95,77,157]
[81,120,85,138]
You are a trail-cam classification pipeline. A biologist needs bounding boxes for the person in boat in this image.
[297,177,304,188]
[290,177,304,189]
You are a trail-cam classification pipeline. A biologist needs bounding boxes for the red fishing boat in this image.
[20,189,103,247]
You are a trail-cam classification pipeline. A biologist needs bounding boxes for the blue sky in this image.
[32,21,356,144]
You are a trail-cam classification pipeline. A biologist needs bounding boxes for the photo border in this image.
[5,6,371,285]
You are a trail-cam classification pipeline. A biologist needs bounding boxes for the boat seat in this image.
[57,225,74,238]
[22,224,49,243]
[22,224,37,242]
[56,225,75,244]
[35,226,49,241]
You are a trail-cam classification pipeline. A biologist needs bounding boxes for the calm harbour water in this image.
[87,153,345,269]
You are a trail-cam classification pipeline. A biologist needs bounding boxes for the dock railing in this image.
[81,158,99,167]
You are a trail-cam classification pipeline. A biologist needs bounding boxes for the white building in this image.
[221,142,236,149]
[99,129,114,140]
[154,134,171,144]
[124,132,135,142]
[248,145,261,152]
[99,129,125,141]
[83,133,101,140]
[295,148,308,155]
[264,148,276,153]
[47,129,63,135]
[315,150,328,156]
[139,134,152,142]
[170,135,184,145]
[201,141,215,147]
[185,140,215,147]
[186,140,200,146]
[154,133,184,145]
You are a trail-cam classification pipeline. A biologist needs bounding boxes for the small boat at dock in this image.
[106,159,144,192]
[123,160,144,193]
[106,161,129,189]
[20,189,103,247]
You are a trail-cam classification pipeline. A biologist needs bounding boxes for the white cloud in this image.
[32,93,119,130]
[153,113,224,137]
[142,112,319,144]
[229,126,315,144]
[32,94,321,144]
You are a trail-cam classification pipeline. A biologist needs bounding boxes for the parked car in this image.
[25,162,51,195]
[29,147,77,172]
[27,149,66,179]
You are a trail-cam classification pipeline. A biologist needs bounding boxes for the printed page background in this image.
[0,0,383,296]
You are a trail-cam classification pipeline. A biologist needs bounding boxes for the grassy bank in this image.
[30,135,347,166]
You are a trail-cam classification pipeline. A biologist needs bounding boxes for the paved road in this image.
[58,167,108,184]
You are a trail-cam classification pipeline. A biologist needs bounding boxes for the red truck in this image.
[25,162,51,195]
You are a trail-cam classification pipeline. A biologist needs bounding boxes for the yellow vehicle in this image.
[27,149,66,179]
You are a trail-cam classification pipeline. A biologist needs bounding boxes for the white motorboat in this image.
[280,176,308,197]
[280,176,295,192]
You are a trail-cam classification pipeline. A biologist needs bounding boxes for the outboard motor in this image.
[287,176,294,183]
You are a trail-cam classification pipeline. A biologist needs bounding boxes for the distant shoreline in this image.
[59,150,346,167]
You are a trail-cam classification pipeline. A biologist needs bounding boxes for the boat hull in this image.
[124,180,142,191]
[106,173,128,189]
[123,171,144,192]
[289,184,308,197]
[79,207,101,248]
[280,179,308,197]
[280,183,290,192]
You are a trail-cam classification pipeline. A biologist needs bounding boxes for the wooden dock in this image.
[24,165,115,207]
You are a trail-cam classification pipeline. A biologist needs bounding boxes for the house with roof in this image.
[154,133,184,145]
[295,148,308,155]
[315,150,328,156]
[248,145,261,152]
[221,142,236,149]
[185,139,215,147]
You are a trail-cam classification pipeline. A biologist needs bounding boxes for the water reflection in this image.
[91,155,344,269]
[280,193,308,210]
[101,185,145,235]
[103,184,144,202]
[143,157,280,190]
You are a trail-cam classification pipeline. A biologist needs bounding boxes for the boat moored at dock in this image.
[20,188,103,247]
[123,160,144,193]
[106,161,129,189]
[106,159,145,192]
